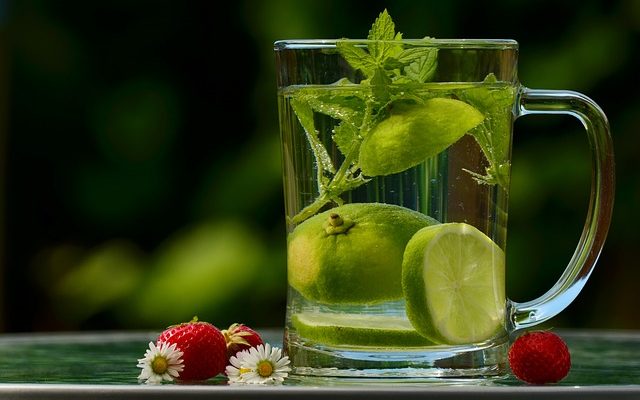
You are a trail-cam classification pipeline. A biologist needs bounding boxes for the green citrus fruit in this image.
[402,223,505,345]
[288,203,438,304]
[359,98,484,176]
[291,312,435,347]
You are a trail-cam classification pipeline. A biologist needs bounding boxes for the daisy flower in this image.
[137,341,184,384]
[226,343,290,384]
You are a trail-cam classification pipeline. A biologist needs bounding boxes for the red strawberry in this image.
[157,317,227,381]
[508,331,571,384]
[222,323,264,358]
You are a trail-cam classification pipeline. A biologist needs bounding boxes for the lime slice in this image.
[359,98,484,177]
[402,223,505,345]
[291,312,434,347]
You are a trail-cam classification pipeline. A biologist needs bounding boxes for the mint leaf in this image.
[458,74,516,187]
[290,98,336,193]
[292,87,365,158]
[389,89,426,104]
[338,11,405,78]
[296,92,364,124]
[336,41,377,77]
[383,57,405,70]
[403,48,438,83]
[368,9,395,41]
[462,73,513,110]
[396,47,435,64]
[367,9,397,61]
[332,121,359,159]
[289,10,454,223]
[369,67,392,103]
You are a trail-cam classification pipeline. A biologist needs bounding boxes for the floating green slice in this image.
[402,223,506,345]
[291,312,435,347]
[358,98,484,177]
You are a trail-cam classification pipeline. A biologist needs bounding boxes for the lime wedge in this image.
[291,312,434,347]
[402,223,505,345]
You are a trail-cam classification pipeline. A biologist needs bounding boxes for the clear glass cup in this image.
[274,39,614,379]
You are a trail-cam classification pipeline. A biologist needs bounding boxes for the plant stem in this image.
[290,100,376,225]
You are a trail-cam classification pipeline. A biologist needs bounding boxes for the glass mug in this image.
[274,39,614,379]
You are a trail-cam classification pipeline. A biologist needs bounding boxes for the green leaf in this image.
[461,73,514,110]
[303,94,363,123]
[404,48,438,83]
[289,10,452,223]
[368,9,395,41]
[367,9,402,65]
[383,57,405,70]
[290,98,336,192]
[333,121,359,159]
[458,74,516,187]
[369,67,392,103]
[337,41,377,77]
[397,47,435,64]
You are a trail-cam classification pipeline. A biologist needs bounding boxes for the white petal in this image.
[229,354,245,369]
[242,371,261,384]
[243,350,260,366]
[137,368,152,381]
[146,374,163,384]
[275,357,291,369]
[161,372,174,382]
[269,346,281,360]
[227,374,244,384]
[262,344,271,359]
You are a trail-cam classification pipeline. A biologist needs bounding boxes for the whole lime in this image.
[287,203,438,304]
[359,98,484,176]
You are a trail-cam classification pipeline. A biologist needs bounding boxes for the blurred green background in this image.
[0,0,638,332]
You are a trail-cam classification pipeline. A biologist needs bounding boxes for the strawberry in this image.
[508,331,571,384]
[156,317,227,381]
[222,323,264,358]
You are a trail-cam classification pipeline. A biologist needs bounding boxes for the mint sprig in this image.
[460,73,516,187]
[287,10,510,224]
[288,10,443,224]
[336,12,437,85]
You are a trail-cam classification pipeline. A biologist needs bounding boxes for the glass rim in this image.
[274,38,518,50]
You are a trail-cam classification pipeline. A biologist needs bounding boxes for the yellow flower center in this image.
[151,356,169,374]
[256,360,274,377]
[239,367,252,374]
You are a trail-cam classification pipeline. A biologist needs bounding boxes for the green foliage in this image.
[459,74,516,187]
[5,0,639,331]
[49,242,144,323]
[127,222,268,327]
[288,10,516,225]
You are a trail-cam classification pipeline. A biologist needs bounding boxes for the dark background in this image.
[0,0,638,332]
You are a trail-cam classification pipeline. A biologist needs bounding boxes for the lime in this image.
[288,203,438,304]
[402,223,505,345]
[291,312,434,347]
[359,98,484,177]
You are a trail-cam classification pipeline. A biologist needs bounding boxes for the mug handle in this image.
[509,88,615,331]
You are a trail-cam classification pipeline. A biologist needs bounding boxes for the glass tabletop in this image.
[0,329,638,399]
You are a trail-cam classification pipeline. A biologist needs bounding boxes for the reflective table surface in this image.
[0,329,638,399]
